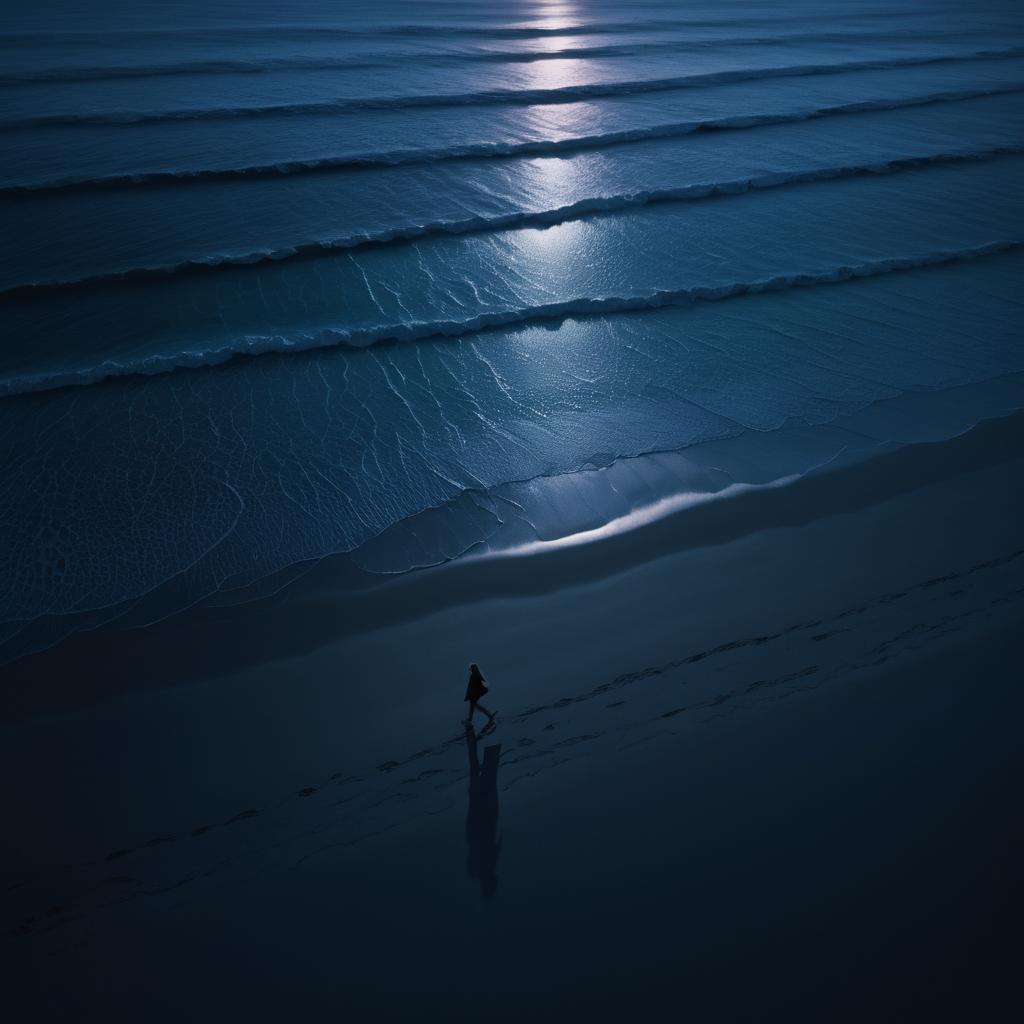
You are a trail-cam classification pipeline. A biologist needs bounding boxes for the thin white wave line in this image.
[5,146,1021,297]
[7,83,1023,195]
[3,47,1022,130]
[0,241,1017,399]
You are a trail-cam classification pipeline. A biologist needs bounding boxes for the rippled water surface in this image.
[2,0,1023,662]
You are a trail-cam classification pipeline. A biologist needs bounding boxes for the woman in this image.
[464,662,495,725]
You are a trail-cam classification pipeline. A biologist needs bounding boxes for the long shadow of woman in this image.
[464,722,502,902]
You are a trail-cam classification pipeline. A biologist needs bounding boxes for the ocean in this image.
[3,0,1023,662]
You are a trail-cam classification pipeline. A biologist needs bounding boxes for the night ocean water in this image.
[3,1,1024,660]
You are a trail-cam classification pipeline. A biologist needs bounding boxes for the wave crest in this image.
[4,49,1021,130]
[1,241,1016,398]
[6,147,1020,297]
[0,29,998,84]
[0,10,959,47]
[7,85,1021,195]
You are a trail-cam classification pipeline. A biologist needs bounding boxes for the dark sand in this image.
[3,411,1023,1021]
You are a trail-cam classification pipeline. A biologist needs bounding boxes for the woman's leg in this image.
[476,703,494,720]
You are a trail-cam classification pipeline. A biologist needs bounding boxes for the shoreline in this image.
[6,402,1024,721]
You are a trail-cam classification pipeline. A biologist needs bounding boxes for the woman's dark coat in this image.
[465,667,488,702]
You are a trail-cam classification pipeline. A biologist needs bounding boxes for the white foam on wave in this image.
[8,89,1021,194]
[6,48,1022,129]
[3,240,1017,397]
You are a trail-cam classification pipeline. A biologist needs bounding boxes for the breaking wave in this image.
[2,241,1016,398]
[0,9,962,47]
[8,85,1021,195]
[4,49,1022,130]
[0,29,998,84]
[7,147,1020,296]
